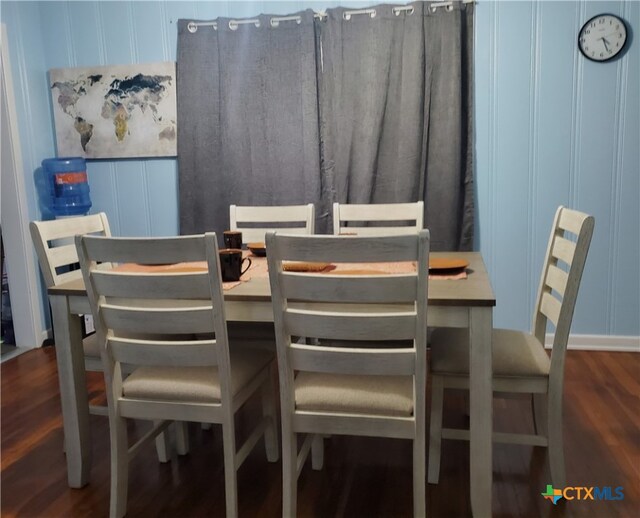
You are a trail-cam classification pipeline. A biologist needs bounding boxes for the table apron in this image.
[69,295,90,315]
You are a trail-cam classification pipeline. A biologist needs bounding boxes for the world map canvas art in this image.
[49,62,177,158]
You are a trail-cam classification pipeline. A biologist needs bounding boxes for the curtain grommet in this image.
[393,6,415,16]
[343,8,376,21]
[187,22,198,33]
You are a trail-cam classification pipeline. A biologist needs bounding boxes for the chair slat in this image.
[540,291,561,326]
[280,272,417,303]
[48,243,79,269]
[93,271,212,299]
[271,234,419,263]
[290,343,415,375]
[284,308,416,341]
[558,208,589,236]
[234,205,312,223]
[545,264,568,297]
[108,338,218,367]
[333,202,423,235]
[337,202,422,222]
[82,235,207,264]
[101,305,215,335]
[37,214,108,242]
[551,236,576,266]
[336,226,420,237]
[230,204,315,244]
[31,213,110,288]
[57,269,83,285]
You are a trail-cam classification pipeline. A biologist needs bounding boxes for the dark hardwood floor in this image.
[2,347,638,517]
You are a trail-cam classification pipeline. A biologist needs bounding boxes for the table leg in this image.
[469,306,493,516]
[50,294,92,488]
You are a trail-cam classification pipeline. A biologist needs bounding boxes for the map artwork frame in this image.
[49,62,177,159]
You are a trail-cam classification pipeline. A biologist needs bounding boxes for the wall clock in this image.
[578,14,628,62]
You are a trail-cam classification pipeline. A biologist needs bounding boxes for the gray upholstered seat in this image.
[123,347,273,403]
[430,328,550,378]
[294,372,413,417]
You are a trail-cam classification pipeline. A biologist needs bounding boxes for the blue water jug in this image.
[42,157,92,217]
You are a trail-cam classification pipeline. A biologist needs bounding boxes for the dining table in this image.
[47,250,495,517]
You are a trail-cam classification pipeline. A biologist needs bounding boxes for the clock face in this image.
[579,14,627,62]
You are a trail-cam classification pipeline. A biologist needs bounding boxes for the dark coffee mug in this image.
[223,230,243,250]
[219,249,251,282]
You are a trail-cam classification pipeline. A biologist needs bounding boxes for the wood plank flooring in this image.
[1,347,638,517]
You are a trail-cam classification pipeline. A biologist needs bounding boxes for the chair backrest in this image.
[30,213,111,288]
[76,233,233,405]
[229,204,315,244]
[332,202,424,236]
[532,206,594,377]
[266,231,429,415]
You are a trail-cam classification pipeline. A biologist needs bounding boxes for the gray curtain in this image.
[177,11,323,238]
[178,2,474,250]
[318,2,474,250]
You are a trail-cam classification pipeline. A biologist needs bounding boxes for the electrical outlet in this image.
[84,314,95,334]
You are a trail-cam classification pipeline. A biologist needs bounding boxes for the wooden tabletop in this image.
[48,251,495,307]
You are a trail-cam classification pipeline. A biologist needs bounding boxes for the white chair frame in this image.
[267,231,430,517]
[427,206,595,489]
[30,214,111,388]
[229,204,315,244]
[30,214,182,461]
[332,201,424,236]
[76,233,279,518]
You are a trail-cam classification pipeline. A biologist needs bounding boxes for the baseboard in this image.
[545,334,640,352]
[40,329,53,347]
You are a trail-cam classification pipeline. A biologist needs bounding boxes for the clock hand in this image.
[602,37,610,51]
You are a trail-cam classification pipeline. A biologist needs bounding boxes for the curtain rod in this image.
[187,1,476,33]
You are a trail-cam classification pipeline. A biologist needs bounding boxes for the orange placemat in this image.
[115,261,254,291]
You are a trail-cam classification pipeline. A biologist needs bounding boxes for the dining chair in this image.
[30,214,183,461]
[229,204,315,244]
[30,214,111,395]
[332,201,424,236]
[229,204,315,343]
[427,206,594,489]
[76,233,279,518]
[266,230,430,517]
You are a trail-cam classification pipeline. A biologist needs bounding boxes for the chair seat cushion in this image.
[430,328,550,378]
[122,347,273,403]
[294,372,413,417]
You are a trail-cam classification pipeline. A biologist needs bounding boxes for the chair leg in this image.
[311,434,324,470]
[427,375,444,484]
[174,422,190,456]
[413,431,426,517]
[547,391,566,488]
[110,415,129,518]
[222,420,238,518]
[532,393,548,437]
[261,365,280,463]
[282,425,298,518]
[154,421,171,463]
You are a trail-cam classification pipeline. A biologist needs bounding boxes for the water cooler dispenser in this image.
[41,157,92,217]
